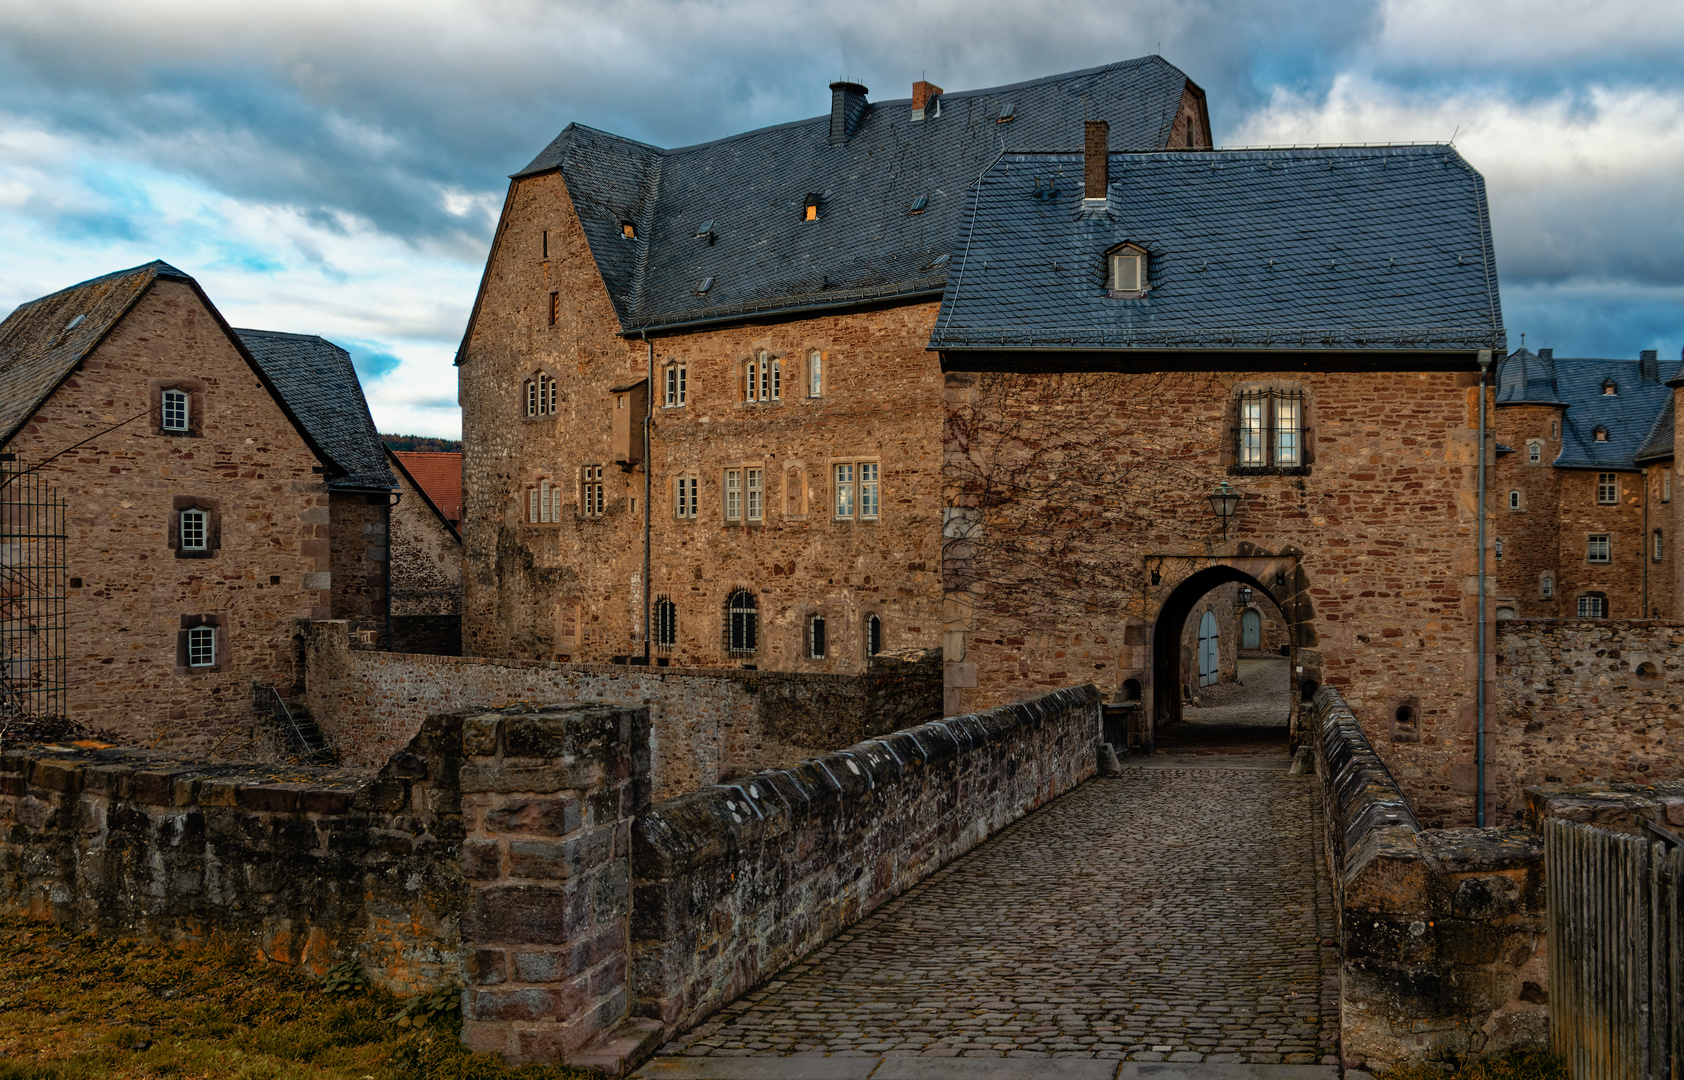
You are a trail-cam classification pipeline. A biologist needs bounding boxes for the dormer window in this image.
[620,219,636,239]
[803,194,821,222]
[1106,243,1149,297]
[996,103,1016,123]
[909,195,928,214]
[1594,426,1610,442]
[1602,379,1617,395]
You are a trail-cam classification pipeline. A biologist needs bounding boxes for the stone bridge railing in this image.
[1,683,1100,1075]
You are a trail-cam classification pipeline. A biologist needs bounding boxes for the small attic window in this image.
[927,253,950,269]
[1594,425,1610,442]
[695,220,714,241]
[996,103,1016,123]
[620,219,636,239]
[909,195,928,214]
[695,277,714,295]
[1601,379,1617,395]
[803,194,821,222]
[1106,242,1149,296]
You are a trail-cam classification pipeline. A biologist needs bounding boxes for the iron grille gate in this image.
[1546,818,1684,1080]
[0,456,67,726]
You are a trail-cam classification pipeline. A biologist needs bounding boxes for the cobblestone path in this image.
[655,759,1339,1065]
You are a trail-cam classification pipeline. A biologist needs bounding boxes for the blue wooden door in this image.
[1198,611,1219,687]
[1241,608,1261,649]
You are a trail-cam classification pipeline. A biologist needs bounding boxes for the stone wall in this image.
[303,620,940,800]
[1312,687,1548,1073]
[629,684,1100,1039]
[1494,619,1684,819]
[390,451,462,621]
[330,493,390,645]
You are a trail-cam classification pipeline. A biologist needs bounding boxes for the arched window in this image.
[866,613,882,657]
[1392,703,1419,743]
[808,614,826,659]
[725,590,757,655]
[654,596,677,651]
[525,372,556,417]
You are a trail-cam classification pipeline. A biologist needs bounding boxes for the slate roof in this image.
[1495,347,1565,405]
[0,261,190,445]
[1635,396,1674,464]
[487,56,1201,345]
[1497,347,1675,469]
[392,451,462,527]
[929,145,1505,354]
[235,330,396,492]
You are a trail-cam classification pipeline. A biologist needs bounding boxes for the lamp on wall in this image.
[1208,481,1241,534]
[1238,585,1253,605]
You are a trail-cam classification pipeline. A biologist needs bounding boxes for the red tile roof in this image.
[393,451,462,526]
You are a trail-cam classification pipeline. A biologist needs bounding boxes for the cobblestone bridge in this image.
[639,660,1340,1079]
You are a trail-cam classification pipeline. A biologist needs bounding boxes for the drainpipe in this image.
[1476,349,1491,827]
[643,335,653,665]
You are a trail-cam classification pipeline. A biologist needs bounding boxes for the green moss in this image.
[1379,1048,1571,1080]
[0,917,598,1080]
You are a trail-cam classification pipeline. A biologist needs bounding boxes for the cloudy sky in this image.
[2,0,1680,437]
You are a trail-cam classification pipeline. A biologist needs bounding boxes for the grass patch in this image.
[1379,1047,1571,1080]
[0,916,597,1079]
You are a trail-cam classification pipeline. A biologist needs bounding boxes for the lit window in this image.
[1577,594,1607,618]
[187,625,216,667]
[180,508,207,550]
[161,389,190,431]
[808,350,823,397]
[726,589,757,655]
[724,468,741,521]
[620,220,636,239]
[746,468,763,522]
[1508,490,1521,510]
[1528,442,1542,464]
[580,466,605,518]
[1602,379,1617,396]
[1237,390,1305,469]
[664,363,687,407]
[654,596,677,651]
[1597,473,1618,505]
[674,475,698,519]
[1594,426,1610,442]
[1540,574,1554,599]
[866,613,882,656]
[803,195,820,222]
[1587,534,1611,563]
[808,614,826,659]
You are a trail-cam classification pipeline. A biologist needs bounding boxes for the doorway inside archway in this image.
[1150,567,1294,756]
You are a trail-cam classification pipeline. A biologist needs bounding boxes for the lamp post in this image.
[1208,481,1241,535]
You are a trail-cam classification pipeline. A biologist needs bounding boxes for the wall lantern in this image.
[1238,585,1253,605]
[1208,481,1241,533]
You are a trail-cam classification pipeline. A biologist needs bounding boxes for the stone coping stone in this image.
[634,1058,1338,1080]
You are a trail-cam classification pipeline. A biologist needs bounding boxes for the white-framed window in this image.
[1655,530,1664,562]
[180,508,208,550]
[187,625,216,667]
[808,614,826,659]
[859,462,878,519]
[807,350,823,398]
[674,475,698,519]
[161,388,190,431]
[1106,242,1148,294]
[746,468,763,522]
[525,373,557,417]
[664,363,687,408]
[743,353,781,403]
[834,463,853,519]
[832,461,881,521]
[1597,472,1618,505]
[866,613,883,656]
[724,468,742,521]
[1237,390,1305,468]
[1508,490,1521,510]
[1577,594,1607,618]
[1527,441,1542,464]
[1540,573,1555,599]
[654,596,677,651]
[527,479,563,523]
[579,465,605,518]
[1587,534,1611,563]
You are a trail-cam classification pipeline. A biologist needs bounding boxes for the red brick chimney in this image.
[912,80,943,120]
[1084,120,1110,202]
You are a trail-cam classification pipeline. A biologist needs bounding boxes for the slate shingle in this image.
[235,330,396,492]
[929,145,1505,354]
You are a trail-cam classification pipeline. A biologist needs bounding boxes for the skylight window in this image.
[695,220,714,243]
[909,195,928,214]
[695,277,714,294]
[996,103,1016,123]
[927,253,950,269]
[63,314,85,331]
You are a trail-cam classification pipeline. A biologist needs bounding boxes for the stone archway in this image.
[1147,551,1319,742]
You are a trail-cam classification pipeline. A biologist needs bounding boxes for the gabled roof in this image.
[391,450,462,529]
[473,57,1202,349]
[0,260,190,444]
[1635,396,1674,465]
[928,145,1505,356]
[235,330,396,492]
[1537,356,1673,470]
[1495,347,1565,405]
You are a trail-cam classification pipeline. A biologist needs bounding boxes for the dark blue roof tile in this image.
[235,330,396,492]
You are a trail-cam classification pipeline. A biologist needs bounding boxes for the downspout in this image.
[1643,474,1650,616]
[643,334,653,665]
[1476,349,1491,827]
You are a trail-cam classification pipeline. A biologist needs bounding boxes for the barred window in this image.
[808,614,826,659]
[746,468,763,522]
[1587,534,1611,563]
[725,589,757,655]
[724,469,742,521]
[187,625,216,667]
[525,373,557,417]
[674,475,698,519]
[180,508,207,550]
[664,363,687,407]
[161,388,190,431]
[1577,593,1607,618]
[1236,390,1304,469]
[654,596,677,651]
[1596,472,1618,505]
[579,466,605,518]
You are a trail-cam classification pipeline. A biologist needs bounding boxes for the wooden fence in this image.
[1547,818,1684,1080]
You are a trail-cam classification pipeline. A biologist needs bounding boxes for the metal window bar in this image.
[1233,390,1304,468]
[726,590,757,655]
[0,456,67,727]
[654,596,676,651]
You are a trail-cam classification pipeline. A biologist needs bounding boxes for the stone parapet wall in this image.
[1311,687,1548,1073]
[628,684,1100,1040]
[303,620,939,800]
[1495,619,1684,819]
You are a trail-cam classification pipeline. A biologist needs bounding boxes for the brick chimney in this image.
[911,80,943,121]
[829,81,870,145]
[1084,120,1110,203]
